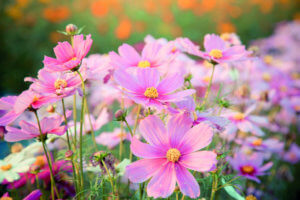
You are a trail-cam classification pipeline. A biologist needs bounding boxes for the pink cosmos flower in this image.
[228,152,273,183]
[283,143,300,164]
[241,136,284,153]
[109,41,174,69]
[29,69,82,98]
[222,105,269,139]
[96,128,130,149]
[0,90,53,126]
[43,34,93,72]
[126,114,217,198]
[84,107,110,133]
[114,68,195,110]
[5,114,66,142]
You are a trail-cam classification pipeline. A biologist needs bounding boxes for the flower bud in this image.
[65,150,74,159]
[115,109,126,121]
[66,24,78,35]
[46,104,56,113]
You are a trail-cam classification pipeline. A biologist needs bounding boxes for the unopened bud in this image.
[11,143,23,153]
[65,150,73,159]
[46,104,56,113]
[115,109,126,121]
[66,24,78,35]
[30,165,41,173]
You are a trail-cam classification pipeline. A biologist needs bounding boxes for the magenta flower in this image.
[126,114,217,198]
[29,69,82,98]
[0,90,53,126]
[23,190,42,200]
[228,152,273,183]
[109,41,174,69]
[96,128,130,149]
[43,34,93,72]
[5,114,66,142]
[114,68,195,110]
[201,34,249,63]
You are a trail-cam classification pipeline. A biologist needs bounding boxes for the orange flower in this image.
[177,0,196,10]
[5,5,23,20]
[115,18,132,40]
[217,22,236,33]
[43,6,70,23]
[17,0,30,8]
[91,0,109,17]
[49,31,66,43]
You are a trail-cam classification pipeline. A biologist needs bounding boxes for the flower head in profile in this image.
[5,114,66,142]
[228,152,273,183]
[96,128,130,149]
[126,114,217,198]
[114,68,195,110]
[43,34,93,72]
[201,34,249,63]
[109,41,174,69]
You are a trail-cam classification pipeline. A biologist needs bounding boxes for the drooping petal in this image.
[130,137,166,158]
[139,115,168,148]
[175,163,200,198]
[126,158,167,183]
[179,151,217,172]
[179,122,213,154]
[147,162,176,198]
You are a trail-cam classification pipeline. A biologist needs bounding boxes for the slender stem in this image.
[101,160,115,200]
[133,104,141,134]
[73,94,77,146]
[124,120,134,137]
[77,70,86,192]
[33,110,59,200]
[84,99,97,149]
[181,195,185,200]
[176,192,179,200]
[119,98,125,160]
[201,64,216,107]
[210,173,218,200]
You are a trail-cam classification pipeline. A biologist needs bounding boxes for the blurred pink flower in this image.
[96,128,130,149]
[114,68,195,110]
[44,34,93,72]
[283,143,300,164]
[228,152,273,183]
[126,114,217,198]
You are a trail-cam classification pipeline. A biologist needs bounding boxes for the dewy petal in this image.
[159,89,195,102]
[167,112,193,148]
[139,115,168,148]
[136,68,160,88]
[157,73,184,94]
[147,162,176,198]
[179,151,217,172]
[130,137,166,158]
[204,34,226,52]
[114,69,143,93]
[179,122,213,154]
[126,158,167,183]
[175,163,200,198]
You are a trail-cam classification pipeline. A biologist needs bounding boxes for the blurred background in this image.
[0,0,299,95]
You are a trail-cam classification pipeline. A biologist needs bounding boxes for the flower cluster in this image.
[0,22,299,200]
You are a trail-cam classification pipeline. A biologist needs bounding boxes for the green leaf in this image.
[116,158,131,177]
[221,178,245,200]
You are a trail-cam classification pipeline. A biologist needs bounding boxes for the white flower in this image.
[0,152,35,183]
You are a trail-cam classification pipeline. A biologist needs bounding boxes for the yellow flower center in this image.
[252,138,263,146]
[220,33,230,41]
[262,72,271,82]
[233,112,245,121]
[246,195,257,200]
[166,148,181,162]
[209,49,223,59]
[32,95,39,103]
[138,60,150,68]
[144,87,158,98]
[171,46,177,53]
[1,164,12,171]
[264,55,273,65]
[33,155,46,168]
[241,165,254,174]
[54,79,68,89]
[71,57,77,61]
[117,132,126,138]
[203,76,210,83]
[291,72,300,80]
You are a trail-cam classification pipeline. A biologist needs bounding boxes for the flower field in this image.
[0,1,300,200]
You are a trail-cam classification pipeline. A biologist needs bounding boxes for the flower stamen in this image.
[233,112,245,121]
[166,148,181,162]
[209,49,223,59]
[144,87,158,98]
[138,60,150,68]
[252,138,263,146]
[54,79,68,89]
[241,165,254,174]
[0,164,12,171]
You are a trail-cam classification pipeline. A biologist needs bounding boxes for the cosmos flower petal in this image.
[175,163,200,198]
[180,151,217,172]
[204,34,226,52]
[118,43,141,64]
[157,73,184,94]
[114,69,143,93]
[131,137,166,158]
[147,162,176,198]
[4,127,34,142]
[136,68,160,88]
[159,89,195,102]
[126,158,167,183]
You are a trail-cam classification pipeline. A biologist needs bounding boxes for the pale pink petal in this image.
[179,123,213,154]
[54,41,74,62]
[5,127,34,142]
[94,108,110,130]
[114,69,143,93]
[126,158,167,183]
[204,34,226,52]
[131,137,166,158]
[179,151,217,172]
[136,68,160,88]
[175,163,200,198]
[258,162,273,172]
[147,162,176,198]
[118,43,141,64]
[159,89,195,102]
[157,74,184,94]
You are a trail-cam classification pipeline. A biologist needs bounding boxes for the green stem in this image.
[84,99,97,149]
[210,173,218,200]
[201,64,216,107]
[133,104,141,134]
[102,160,115,200]
[73,94,77,147]
[119,98,125,160]
[77,70,86,193]
[33,110,59,200]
